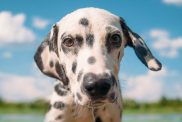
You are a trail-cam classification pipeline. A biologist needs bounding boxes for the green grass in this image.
[123,97,182,114]
[0,108,45,114]
[123,107,182,114]
[0,97,182,114]
[1,107,181,115]
[0,99,48,114]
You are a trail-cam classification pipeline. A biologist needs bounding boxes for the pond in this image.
[123,114,182,122]
[0,114,182,122]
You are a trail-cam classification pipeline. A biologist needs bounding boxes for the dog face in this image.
[34,8,162,106]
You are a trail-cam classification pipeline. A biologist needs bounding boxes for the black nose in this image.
[83,73,112,99]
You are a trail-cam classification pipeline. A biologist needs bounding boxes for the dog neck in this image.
[45,81,122,122]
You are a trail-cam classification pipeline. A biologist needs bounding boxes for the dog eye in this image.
[110,34,121,47]
[63,37,74,47]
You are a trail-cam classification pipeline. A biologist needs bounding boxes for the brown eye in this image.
[63,37,74,47]
[110,34,121,47]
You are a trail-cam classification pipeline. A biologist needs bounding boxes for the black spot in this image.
[105,33,112,53]
[135,44,148,57]
[55,62,69,85]
[53,101,65,110]
[48,104,51,111]
[79,18,89,26]
[76,92,82,101]
[50,61,54,68]
[77,70,83,82]
[95,117,102,122]
[55,84,67,96]
[86,34,94,47]
[72,61,77,74]
[88,56,96,64]
[120,21,133,47]
[34,40,49,71]
[76,35,83,47]
[56,115,63,120]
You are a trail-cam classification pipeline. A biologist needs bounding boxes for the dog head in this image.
[34,8,162,107]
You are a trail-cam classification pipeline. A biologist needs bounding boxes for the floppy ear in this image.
[34,24,69,85]
[120,18,162,71]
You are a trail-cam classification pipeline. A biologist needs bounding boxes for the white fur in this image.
[55,8,125,106]
[39,7,161,122]
[148,59,160,70]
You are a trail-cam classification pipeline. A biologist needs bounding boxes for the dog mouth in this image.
[87,101,105,108]
[86,94,117,108]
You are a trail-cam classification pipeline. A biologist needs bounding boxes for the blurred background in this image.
[0,0,182,122]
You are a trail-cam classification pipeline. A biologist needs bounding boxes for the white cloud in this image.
[163,0,182,6]
[2,51,12,59]
[0,11,36,46]
[0,72,53,102]
[120,68,182,102]
[121,68,167,102]
[173,83,182,98]
[150,29,182,58]
[33,17,49,29]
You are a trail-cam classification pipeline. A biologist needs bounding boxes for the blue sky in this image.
[0,0,182,102]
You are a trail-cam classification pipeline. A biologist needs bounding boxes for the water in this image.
[0,114,182,122]
[123,114,182,122]
[0,114,43,122]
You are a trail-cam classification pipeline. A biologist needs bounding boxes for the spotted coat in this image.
[34,7,162,122]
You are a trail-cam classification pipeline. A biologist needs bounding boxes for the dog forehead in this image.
[56,8,120,33]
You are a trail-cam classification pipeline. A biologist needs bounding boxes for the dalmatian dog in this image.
[34,8,162,122]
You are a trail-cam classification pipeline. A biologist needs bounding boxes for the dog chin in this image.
[86,98,117,108]
[75,93,117,108]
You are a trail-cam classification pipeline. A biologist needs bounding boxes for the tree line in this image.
[0,97,182,113]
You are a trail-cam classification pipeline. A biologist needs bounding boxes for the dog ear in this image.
[120,18,162,71]
[34,24,69,85]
